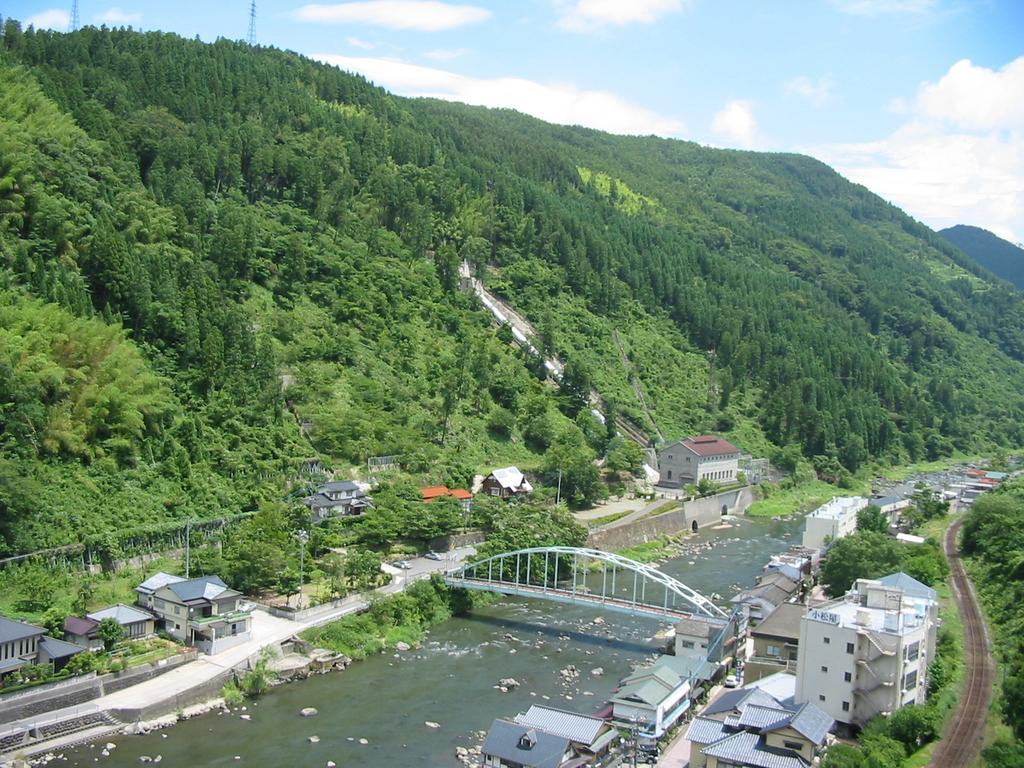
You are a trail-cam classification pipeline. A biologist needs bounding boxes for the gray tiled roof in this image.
[736,704,796,730]
[319,480,360,493]
[676,616,717,639]
[752,603,806,642]
[514,706,606,745]
[703,687,782,716]
[780,703,833,745]
[39,636,85,660]
[701,731,810,768]
[0,616,45,645]
[87,603,155,626]
[135,572,185,595]
[165,575,230,602]
[685,717,731,746]
[482,719,570,768]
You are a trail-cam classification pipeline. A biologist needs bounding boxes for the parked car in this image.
[724,674,739,688]
[394,560,412,569]
[424,551,444,561]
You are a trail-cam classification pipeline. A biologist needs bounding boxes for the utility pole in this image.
[246,0,256,45]
[185,518,191,578]
[297,529,309,609]
[556,469,562,506]
[69,0,79,31]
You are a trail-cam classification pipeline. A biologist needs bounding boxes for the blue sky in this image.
[9,0,1024,241]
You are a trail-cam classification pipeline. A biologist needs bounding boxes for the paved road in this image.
[927,519,994,768]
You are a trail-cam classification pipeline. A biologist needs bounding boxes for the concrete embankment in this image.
[587,487,755,550]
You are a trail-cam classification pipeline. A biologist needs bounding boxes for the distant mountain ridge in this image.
[939,225,1024,290]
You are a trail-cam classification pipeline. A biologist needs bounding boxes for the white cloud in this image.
[346,36,376,49]
[812,57,1024,242]
[783,75,833,106]
[917,57,1024,131]
[557,0,684,32]
[95,7,142,25]
[314,54,685,136]
[25,9,70,30]
[830,0,937,15]
[424,48,470,61]
[710,100,758,149]
[295,1,490,31]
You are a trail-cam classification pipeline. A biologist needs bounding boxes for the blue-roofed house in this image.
[481,719,576,768]
[686,681,833,768]
[137,574,252,655]
[513,706,619,760]
[0,615,83,681]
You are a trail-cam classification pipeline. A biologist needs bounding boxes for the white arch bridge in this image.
[443,546,730,625]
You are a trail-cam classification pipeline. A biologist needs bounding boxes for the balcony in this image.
[189,609,252,627]
[747,656,798,674]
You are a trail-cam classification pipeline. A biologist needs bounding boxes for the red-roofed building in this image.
[420,485,473,511]
[657,435,740,489]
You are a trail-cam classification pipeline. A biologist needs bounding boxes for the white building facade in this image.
[795,575,937,730]
[658,436,740,489]
[801,496,870,551]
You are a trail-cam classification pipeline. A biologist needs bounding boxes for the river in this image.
[64,515,802,768]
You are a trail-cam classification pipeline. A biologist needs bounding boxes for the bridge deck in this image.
[444,576,724,625]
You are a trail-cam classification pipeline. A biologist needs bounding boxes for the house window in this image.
[823,637,831,645]
[821,665,828,673]
[667,455,673,461]
[906,641,920,661]
[904,670,918,690]
[766,644,781,657]
[667,470,673,480]
[681,640,695,649]
[783,740,804,751]
[844,672,852,682]
[846,642,855,654]
[819,695,826,702]
[842,701,850,712]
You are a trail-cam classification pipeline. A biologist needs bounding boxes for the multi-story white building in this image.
[801,496,870,551]
[795,573,938,731]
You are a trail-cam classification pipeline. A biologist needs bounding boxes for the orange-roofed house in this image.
[657,435,740,489]
[420,485,473,512]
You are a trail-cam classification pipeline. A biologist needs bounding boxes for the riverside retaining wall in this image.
[587,487,754,550]
[0,651,198,725]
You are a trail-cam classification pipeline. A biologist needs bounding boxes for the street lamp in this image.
[297,529,309,609]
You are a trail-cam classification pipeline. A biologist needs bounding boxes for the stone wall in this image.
[429,530,485,551]
[587,487,754,550]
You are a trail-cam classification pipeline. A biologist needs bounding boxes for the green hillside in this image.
[939,224,1024,290]
[2,23,1024,554]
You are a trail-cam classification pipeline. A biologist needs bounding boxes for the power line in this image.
[246,0,256,45]
[69,0,80,31]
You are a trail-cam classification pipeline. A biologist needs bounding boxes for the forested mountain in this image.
[939,224,1024,290]
[2,22,1024,554]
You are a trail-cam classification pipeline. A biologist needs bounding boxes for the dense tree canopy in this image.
[2,22,1024,553]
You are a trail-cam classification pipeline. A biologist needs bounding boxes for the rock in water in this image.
[308,736,320,743]
[425,721,440,729]
[300,708,319,717]
[395,641,411,651]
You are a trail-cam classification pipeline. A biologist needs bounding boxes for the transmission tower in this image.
[246,0,256,45]
[69,0,80,31]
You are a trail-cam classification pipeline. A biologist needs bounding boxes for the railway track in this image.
[928,518,994,768]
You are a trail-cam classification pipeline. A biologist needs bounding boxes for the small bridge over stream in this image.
[443,546,729,625]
